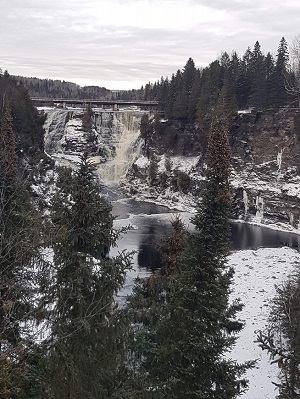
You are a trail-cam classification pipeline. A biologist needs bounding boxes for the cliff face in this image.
[40,105,300,231]
[128,107,300,231]
[230,107,300,229]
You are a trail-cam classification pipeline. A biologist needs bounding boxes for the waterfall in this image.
[43,109,74,154]
[97,112,143,185]
[276,148,283,180]
[290,212,294,227]
[255,195,264,222]
[242,189,249,217]
[42,107,146,185]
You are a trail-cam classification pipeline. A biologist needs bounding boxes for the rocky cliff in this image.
[126,107,300,232]
[40,105,300,232]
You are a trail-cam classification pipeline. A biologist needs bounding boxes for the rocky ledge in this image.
[124,107,300,233]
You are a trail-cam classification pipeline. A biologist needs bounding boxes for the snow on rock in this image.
[281,182,300,197]
[40,106,300,233]
[134,154,149,169]
[229,247,300,399]
[238,108,255,114]
[158,155,200,174]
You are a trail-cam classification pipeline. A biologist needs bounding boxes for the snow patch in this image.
[134,155,149,169]
[230,247,300,399]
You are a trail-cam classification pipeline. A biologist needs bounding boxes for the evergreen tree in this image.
[257,275,300,398]
[0,105,17,184]
[264,52,275,107]
[235,47,252,108]
[165,74,176,119]
[125,217,186,397]
[286,35,300,105]
[172,70,185,119]
[45,154,132,399]
[197,60,223,129]
[272,37,290,107]
[147,116,252,398]
[148,153,158,186]
[0,105,42,399]
[0,72,45,159]
[126,115,252,398]
[188,69,201,121]
[248,41,267,108]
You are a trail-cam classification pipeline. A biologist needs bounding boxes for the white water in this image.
[243,189,249,217]
[255,195,264,222]
[43,109,74,154]
[42,108,146,184]
[98,112,143,185]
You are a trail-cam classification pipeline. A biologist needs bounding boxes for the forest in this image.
[1,35,300,398]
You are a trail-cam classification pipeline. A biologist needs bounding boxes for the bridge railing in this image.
[30,97,160,106]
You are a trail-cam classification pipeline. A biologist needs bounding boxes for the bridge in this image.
[31,97,160,110]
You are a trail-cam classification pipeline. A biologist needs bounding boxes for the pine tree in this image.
[265,52,275,107]
[145,116,252,398]
[257,275,300,397]
[125,217,186,397]
[0,105,42,399]
[235,47,252,108]
[125,112,252,398]
[248,41,267,109]
[0,105,17,187]
[148,153,158,186]
[45,154,132,399]
[271,37,290,107]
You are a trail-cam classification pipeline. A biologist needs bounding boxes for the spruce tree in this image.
[125,217,186,397]
[0,105,42,399]
[148,153,158,186]
[248,41,267,109]
[151,116,250,398]
[45,154,132,399]
[126,110,252,398]
[272,37,290,107]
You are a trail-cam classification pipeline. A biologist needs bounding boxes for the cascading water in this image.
[43,109,74,154]
[98,112,143,184]
[42,107,147,185]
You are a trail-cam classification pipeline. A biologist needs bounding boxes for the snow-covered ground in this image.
[229,247,300,398]
[113,206,300,398]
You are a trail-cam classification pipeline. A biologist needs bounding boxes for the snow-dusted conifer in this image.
[45,153,131,399]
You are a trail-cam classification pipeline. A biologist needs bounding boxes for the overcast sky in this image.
[1,0,300,90]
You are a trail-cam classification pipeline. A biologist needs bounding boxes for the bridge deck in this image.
[31,97,160,107]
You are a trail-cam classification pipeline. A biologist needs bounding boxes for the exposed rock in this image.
[127,107,300,232]
[42,105,300,232]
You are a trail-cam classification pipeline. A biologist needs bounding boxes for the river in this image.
[110,194,300,266]
[108,190,300,297]
[109,192,300,399]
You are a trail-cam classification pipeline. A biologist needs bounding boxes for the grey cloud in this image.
[1,0,300,89]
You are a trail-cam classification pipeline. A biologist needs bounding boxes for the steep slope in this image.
[127,107,300,232]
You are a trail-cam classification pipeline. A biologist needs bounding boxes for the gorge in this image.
[28,103,300,399]
[42,105,300,235]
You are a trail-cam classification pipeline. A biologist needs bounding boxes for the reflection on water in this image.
[138,225,163,271]
[230,223,300,251]
[109,196,300,274]
[135,221,300,272]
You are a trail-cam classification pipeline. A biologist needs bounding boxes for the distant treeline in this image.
[137,37,297,124]
[14,37,299,125]
[15,75,113,100]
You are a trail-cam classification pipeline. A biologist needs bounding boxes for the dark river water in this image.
[109,195,300,272]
